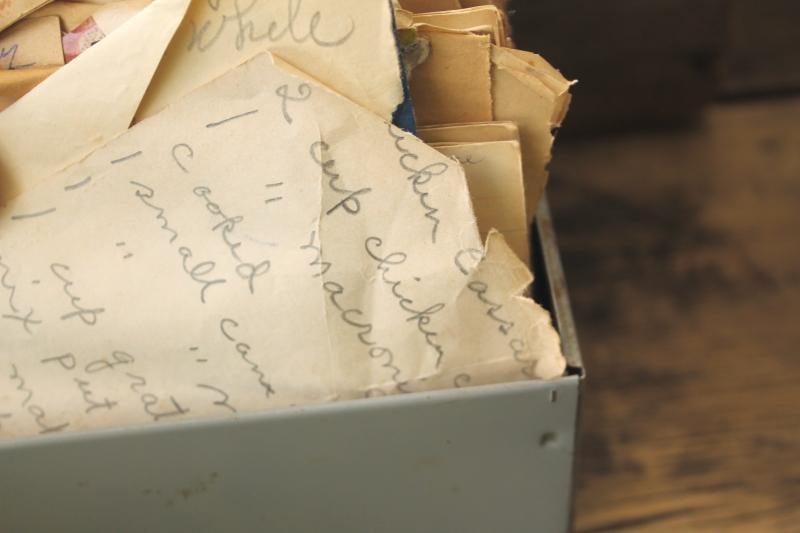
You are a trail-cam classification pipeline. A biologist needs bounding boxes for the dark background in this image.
[511,1,800,531]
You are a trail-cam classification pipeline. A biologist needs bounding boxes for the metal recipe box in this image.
[0,198,584,533]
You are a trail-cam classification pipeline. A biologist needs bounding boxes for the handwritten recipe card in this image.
[0,55,564,439]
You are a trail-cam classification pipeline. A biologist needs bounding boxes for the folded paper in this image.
[412,5,505,45]
[0,0,52,32]
[0,53,564,440]
[491,45,573,222]
[0,16,63,70]
[0,0,191,204]
[0,65,56,111]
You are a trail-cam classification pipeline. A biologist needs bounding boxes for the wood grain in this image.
[548,96,800,531]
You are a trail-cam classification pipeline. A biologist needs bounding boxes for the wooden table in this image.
[549,96,800,532]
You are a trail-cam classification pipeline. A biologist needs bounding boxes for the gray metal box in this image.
[0,198,583,533]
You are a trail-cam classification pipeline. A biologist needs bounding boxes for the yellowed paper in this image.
[135,0,403,123]
[491,45,573,222]
[0,65,56,111]
[30,0,148,32]
[0,16,63,70]
[418,120,519,144]
[433,141,529,265]
[28,0,99,30]
[0,0,51,32]
[494,46,572,125]
[412,5,504,45]
[91,0,148,33]
[62,0,125,4]
[410,29,492,126]
[398,0,461,12]
[0,53,564,440]
[457,0,511,44]
[0,0,190,205]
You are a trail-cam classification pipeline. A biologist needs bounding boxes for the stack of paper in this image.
[397,0,574,265]
[0,0,569,440]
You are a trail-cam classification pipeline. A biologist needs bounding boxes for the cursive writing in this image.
[193,186,270,294]
[300,226,331,278]
[50,263,105,326]
[511,338,538,378]
[188,0,355,53]
[364,236,446,367]
[130,181,178,243]
[171,143,194,173]
[220,318,275,398]
[9,364,32,407]
[9,364,69,434]
[85,350,135,374]
[467,281,515,335]
[310,141,372,216]
[276,82,311,124]
[74,378,118,414]
[130,181,227,304]
[387,124,444,243]
[125,372,147,393]
[1,44,33,69]
[0,254,20,314]
[41,353,77,370]
[0,254,42,335]
[322,280,405,386]
[452,154,484,166]
[1,310,42,335]
[197,383,237,413]
[141,394,190,422]
[454,248,483,276]
[121,371,190,421]
[465,279,535,377]
[0,45,17,68]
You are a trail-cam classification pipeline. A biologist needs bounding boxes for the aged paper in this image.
[135,0,403,122]
[412,5,504,45]
[0,0,190,205]
[29,0,101,30]
[456,0,511,44]
[418,120,519,144]
[0,65,56,111]
[0,0,51,32]
[90,0,149,32]
[409,29,492,126]
[0,53,564,440]
[30,0,149,32]
[398,0,462,12]
[57,0,150,62]
[433,141,529,266]
[495,47,572,125]
[0,16,63,70]
[491,45,573,223]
